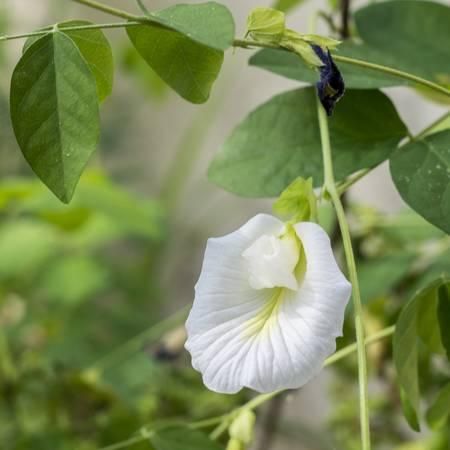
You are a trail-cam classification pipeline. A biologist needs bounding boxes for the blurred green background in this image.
[0,1,449,450]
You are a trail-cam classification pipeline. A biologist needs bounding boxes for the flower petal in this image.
[185,217,351,394]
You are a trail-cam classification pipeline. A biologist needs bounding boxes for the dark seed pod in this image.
[311,44,345,116]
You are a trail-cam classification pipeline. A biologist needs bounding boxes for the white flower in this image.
[185,214,351,394]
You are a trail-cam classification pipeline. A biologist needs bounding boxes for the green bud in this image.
[229,410,256,446]
[280,29,341,68]
[226,438,244,450]
[273,177,318,223]
[300,34,341,50]
[246,7,286,44]
[280,29,322,67]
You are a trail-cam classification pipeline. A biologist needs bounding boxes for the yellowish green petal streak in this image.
[243,288,285,338]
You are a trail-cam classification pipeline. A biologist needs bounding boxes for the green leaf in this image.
[10,31,100,203]
[120,45,169,100]
[150,427,223,450]
[246,7,285,45]
[150,2,235,51]
[438,284,450,361]
[209,87,407,197]
[426,383,450,430]
[57,21,113,102]
[393,277,450,431]
[394,288,422,431]
[127,24,224,103]
[417,288,446,355]
[250,0,450,90]
[24,21,114,102]
[272,0,306,13]
[353,0,450,88]
[273,177,317,222]
[389,130,450,234]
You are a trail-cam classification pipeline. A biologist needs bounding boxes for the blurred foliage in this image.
[0,173,243,449]
[328,205,450,449]
[0,2,449,450]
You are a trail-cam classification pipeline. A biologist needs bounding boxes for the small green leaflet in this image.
[389,130,450,234]
[23,21,114,103]
[150,427,223,450]
[10,31,99,203]
[393,277,450,431]
[209,87,407,197]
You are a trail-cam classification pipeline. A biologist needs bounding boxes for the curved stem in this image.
[136,0,151,16]
[316,98,371,450]
[233,38,450,98]
[0,22,140,42]
[323,325,394,366]
[333,54,450,97]
[411,110,450,141]
[72,0,139,20]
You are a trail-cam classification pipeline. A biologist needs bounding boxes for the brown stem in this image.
[340,0,351,39]
[254,394,287,450]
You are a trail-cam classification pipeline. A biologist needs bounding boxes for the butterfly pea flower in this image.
[185,214,351,394]
[311,44,345,116]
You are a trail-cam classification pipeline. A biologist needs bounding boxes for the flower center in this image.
[242,230,300,290]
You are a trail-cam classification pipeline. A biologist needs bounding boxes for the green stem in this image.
[336,168,370,195]
[72,0,139,20]
[316,98,371,450]
[210,419,232,440]
[136,0,151,16]
[88,306,189,373]
[323,325,394,366]
[0,22,140,42]
[333,54,450,97]
[189,415,229,430]
[411,110,450,141]
[232,38,450,98]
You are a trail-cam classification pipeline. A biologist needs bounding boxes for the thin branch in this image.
[340,0,351,39]
[0,22,140,42]
[317,97,371,450]
[254,394,286,450]
[71,0,139,20]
